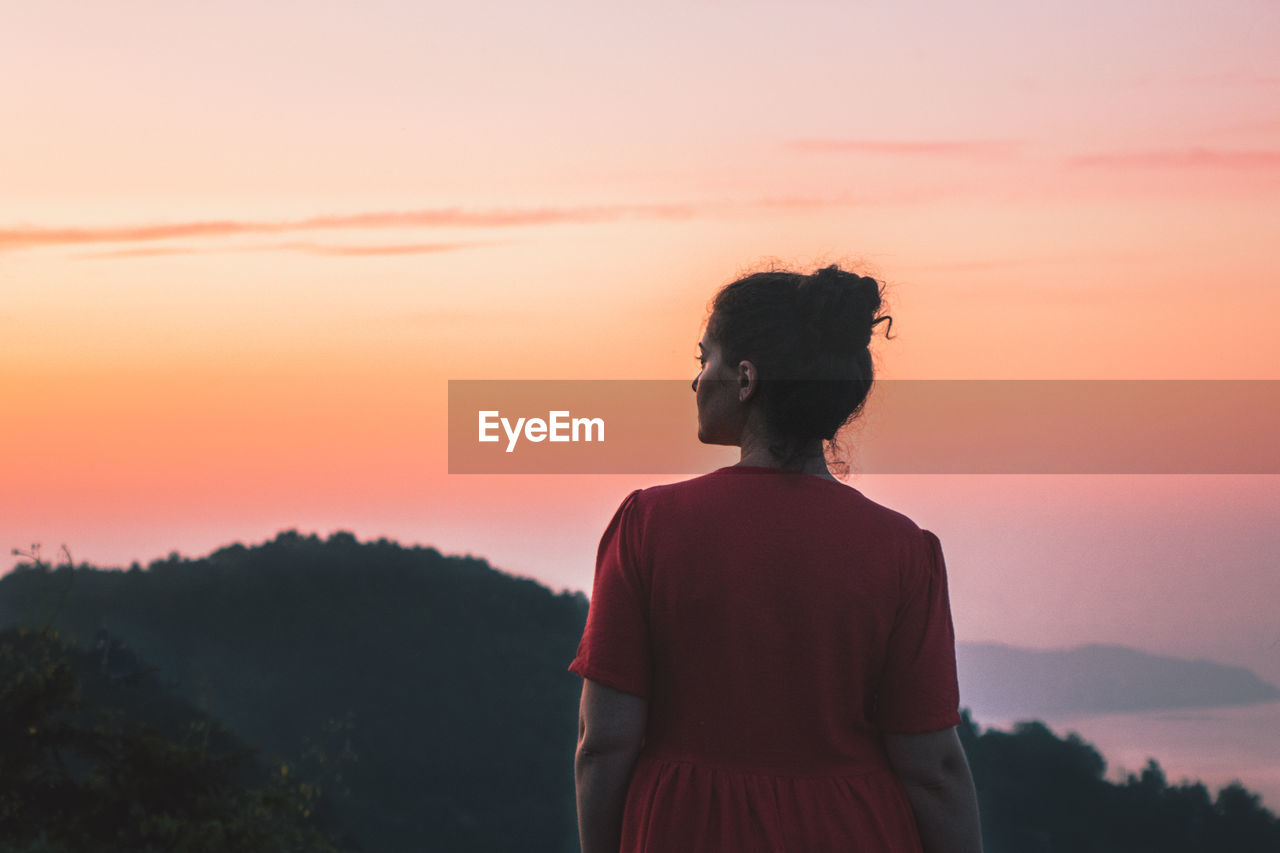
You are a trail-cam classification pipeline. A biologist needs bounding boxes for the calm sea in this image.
[978,700,1280,814]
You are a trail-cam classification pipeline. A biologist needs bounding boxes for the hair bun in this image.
[800,265,888,350]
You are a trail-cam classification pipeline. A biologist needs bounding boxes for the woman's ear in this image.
[737,361,757,403]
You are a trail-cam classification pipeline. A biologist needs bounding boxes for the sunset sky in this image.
[3,0,1279,704]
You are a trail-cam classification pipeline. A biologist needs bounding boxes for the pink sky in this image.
[3,0,1279,699]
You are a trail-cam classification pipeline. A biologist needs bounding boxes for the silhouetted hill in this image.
[958,642,1280,718]
[1,531,587,853]
[3,531,1278,852]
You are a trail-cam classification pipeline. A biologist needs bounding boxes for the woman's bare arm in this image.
[883,726,983,853]
[575,678,647,853]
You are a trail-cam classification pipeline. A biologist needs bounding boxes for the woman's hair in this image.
[704,263,893,472]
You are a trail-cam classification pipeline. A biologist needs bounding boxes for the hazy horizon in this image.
[9,473,1276,687]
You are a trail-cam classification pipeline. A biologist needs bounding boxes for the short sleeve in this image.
[873,528,962,734]
[567,489,652,700]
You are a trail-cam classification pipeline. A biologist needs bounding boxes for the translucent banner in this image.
[447,380,1280,474]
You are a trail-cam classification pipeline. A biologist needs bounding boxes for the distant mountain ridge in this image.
[957,641,1280,719]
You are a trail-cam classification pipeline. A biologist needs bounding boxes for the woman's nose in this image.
[691,376,698,392]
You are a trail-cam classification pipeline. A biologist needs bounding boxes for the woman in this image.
[569,264,983,852]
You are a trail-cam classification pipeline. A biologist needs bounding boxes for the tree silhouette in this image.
[0,626,355,850]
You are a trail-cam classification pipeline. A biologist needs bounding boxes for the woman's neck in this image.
[735,450,839,481]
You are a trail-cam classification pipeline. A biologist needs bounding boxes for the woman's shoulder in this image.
[634,468,929,540]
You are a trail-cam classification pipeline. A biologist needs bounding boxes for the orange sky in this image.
[3,1,1280,691]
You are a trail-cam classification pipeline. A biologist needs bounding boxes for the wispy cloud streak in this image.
[270,241,491,257]
[76,241,495,260]
[2,190,974,256]
[1124,71,1280,88]
[0,203,699,252]
[784,139,1018,158]
[898,251,1152,273]
[1067,148,1280,170]
[77,246,207,259]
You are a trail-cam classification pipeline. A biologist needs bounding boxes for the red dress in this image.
[569,465,962,852]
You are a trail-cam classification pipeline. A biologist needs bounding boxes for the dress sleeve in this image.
[873,528,962,734]
[567,489,652,700]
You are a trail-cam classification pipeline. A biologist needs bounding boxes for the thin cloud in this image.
[898,250,1153,274]
[77,241,496,260]
[271,240,493,257]
[0,203,701,252]
[1181,72,1280,87]
[754,186,971,208]
[752,194,851,209]
[1123,71,1280,89]
[78,246,205,259]
[784,139,1018,158]
[5,193,970,256]
[1066,148,1280,170]
[8,221,267,250]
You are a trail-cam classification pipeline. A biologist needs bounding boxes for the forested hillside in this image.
[2,532,1277,852]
